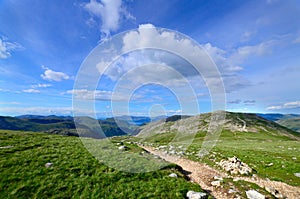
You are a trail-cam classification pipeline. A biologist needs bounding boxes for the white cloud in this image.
[293,36,300,44]
[1,106,74,116]
[83,0,133,38]
[266,100,300,110]
[66,89,113,101]
[32,84,52,88]
[22,89,40,93]
[41,66,69,81]
[0,37,23,59]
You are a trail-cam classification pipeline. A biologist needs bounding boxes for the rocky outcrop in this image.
[218,156,252,175]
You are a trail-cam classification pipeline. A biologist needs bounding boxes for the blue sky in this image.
[0,0,300,117]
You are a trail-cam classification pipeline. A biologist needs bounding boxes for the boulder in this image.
[186,191,207,199]
[245,190,265,199]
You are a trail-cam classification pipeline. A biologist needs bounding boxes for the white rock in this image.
[186,190,207,199]
[228,189,237,194]
[211,180,221,187]
[45,162,53,168]
[118,145,127,150]
[266,163,273,166]
[294,173,300,177]
[214,176,223,181]
[246,190,265,199]
[0,145,13,149]
[168,173,177,178]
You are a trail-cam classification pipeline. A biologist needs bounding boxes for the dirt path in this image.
[141,146,300,199]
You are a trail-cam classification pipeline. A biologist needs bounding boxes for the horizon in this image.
[1,1,300,116]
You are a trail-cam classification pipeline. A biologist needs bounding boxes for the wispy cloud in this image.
[41,66,69,82]
[0,36,23,59]
[22,89,40,93]
[267,100,300,110]
[32,83,52,88]
[83,0,134,38]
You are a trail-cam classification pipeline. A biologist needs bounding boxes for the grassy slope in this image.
[277,117,300,133]
[138,112,300,186]
[0,130,206,198]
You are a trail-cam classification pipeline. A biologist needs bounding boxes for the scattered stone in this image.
[218,156,252,175]
[211,180,221,187]
[245,190,265,199]
[45,162,53,168]
[118,145,127,150]
[228,189,237,194]
[294,173,300,177]
[0,145,13,149]
[213,176,223,181]
[266,163,273,167]
[186,190,207,199]
[116,142,123,145]
[265,186,285,198]
[292,157,297,160]
[233,178,239,182]
[168,173,177,178]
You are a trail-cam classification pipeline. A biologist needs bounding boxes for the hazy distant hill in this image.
[257,113,300,133]
[0,115,138,138]
[277,117,300,132]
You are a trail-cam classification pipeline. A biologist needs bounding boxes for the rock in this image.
[265,186,285,198]
[186,191,207,199]
[214,176,223,181]
[245,190,265,199]
[294,173,300,177]
[218,156,252,175]
[228,189,237,194]
[211,180,221,187]
[0,145,13,149]
[266,163,273,166]
[168,173,177,178]
[45,162,53,168]
[118,145,127,150]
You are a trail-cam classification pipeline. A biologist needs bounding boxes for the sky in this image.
[0,0,300,117]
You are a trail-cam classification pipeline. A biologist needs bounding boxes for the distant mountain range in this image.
[0,112,299,137]
[257,113,300,132]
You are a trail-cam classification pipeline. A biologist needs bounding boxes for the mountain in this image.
[137,111,300,142]
[0,115,138,138]
[257,113,300,133]
[257,113,300,122]
[277,117,300,133]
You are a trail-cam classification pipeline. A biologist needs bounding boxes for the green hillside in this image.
[0,130,206,198]
[277,117,300,133]
[137,111,300,186]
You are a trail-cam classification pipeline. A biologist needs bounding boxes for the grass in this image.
[0,130,207,198]
[140,128,300,186]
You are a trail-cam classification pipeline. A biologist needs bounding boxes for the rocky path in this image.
[141,146,300,199]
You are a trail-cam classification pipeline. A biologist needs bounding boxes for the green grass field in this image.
[0,130,206,198]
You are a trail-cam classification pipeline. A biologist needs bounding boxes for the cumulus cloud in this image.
[267,100,300,110]
[22,89,40,93]
[0,37,23,59]
[41,66,69,81]
[83,0,134,38]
